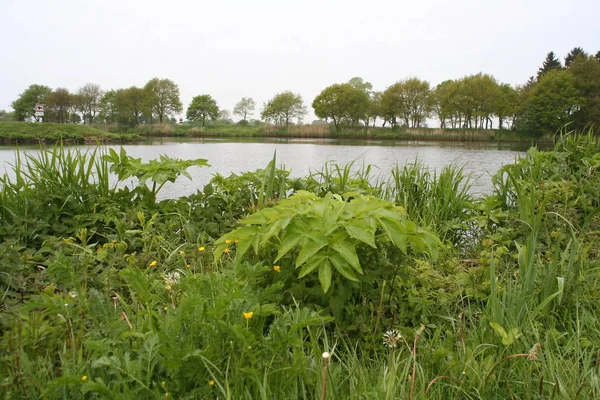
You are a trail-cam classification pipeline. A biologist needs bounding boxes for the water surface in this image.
[0,138,532,198]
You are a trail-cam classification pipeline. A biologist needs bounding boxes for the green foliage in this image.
[381,78,433,128]
[143,78,183,123]
[0,109,14,121]
[564,47,588,67]
[519,69,581,134]
[215,191,440,292]
[1,131,600,399]
[102,147,210,199]
[537,51,563,80]
[0,145,114,246]
[0,121,137,143]
[186,94,220,127]
[312,83,371,128]
[569,54,600,129]
[10,84,52,121]
[261,91,307,126]
[386,161,474,247]
[233,97,256,122]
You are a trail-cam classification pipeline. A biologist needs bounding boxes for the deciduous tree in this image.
[45,88,73,123]
[261,91,307,126]
[121,87,146,125]
[11,84,52,121]
[347,77,373,94]
[98,90,120,124]
[76,83,103,124]
[186,94,220,126]
[520,69,581,134]
[569,55,600,129]
[233,97,256,123]
[380,78,432,128]
[143,78,183,123]
[0,110,13,121]
[312,83,370,128]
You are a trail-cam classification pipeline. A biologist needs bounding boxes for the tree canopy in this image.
[537,51,563,80]
[312,83,370,128]
[233,97,256,123]
[261,91,307,125]
[519,69,581,134]
[186,95,220,126]
[11,84,52,121]
[143,78,183,123]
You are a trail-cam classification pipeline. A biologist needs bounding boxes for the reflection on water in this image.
[0,138,537,199]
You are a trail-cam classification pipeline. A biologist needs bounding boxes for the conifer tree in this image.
[537,51,562,80]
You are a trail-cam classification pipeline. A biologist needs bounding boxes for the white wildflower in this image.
[164,271,181,286]
[382,329,402,349]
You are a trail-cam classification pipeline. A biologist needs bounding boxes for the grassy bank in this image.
[0,127,598,398]
[94,122,554,143]
[0,122,139,144]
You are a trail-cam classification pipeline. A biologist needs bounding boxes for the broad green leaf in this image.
[345,219,377,248]
[420,230,442,261]
[378,218,408,254]
[296,233,329,267]
[318,259,332,293]
[298,253,326,278]
[275,234,302,262]
[260,215,293,246]
[329,232,362,274]
[372,208,404,221]
[329,252,359,281]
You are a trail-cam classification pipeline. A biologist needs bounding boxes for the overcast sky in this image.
[1,0,598,122]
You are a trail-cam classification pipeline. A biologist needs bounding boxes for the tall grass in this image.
[0,145,111,244]
[385,161,473,246]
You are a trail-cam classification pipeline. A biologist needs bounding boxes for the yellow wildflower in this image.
[273,265,281,273]
[165,285,172,291]
[234,240,239,244]
[163,306,168,311]
[243,311,254,319]
[209,380,215,386]
[81,376,87,382]
[186,264,191,269]
[223,248,230,254]
[150,260,158,267]
[225,239,232,244]
[161,381,166,387]
[198,246,205,252]
[179,251,185,255]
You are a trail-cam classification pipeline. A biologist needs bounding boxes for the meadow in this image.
[0,127,598,399]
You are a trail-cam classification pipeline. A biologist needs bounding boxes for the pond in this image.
[0,138,535,199]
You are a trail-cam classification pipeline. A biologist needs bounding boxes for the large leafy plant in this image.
[214,191,441,292]
[103,147,210,198]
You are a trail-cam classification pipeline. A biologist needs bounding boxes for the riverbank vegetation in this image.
[0,122,139,144]
[0,127,598,398]
[102,122,552,143]
[2,47,599,137]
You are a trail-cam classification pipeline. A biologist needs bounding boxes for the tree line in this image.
[2,47,599,134]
